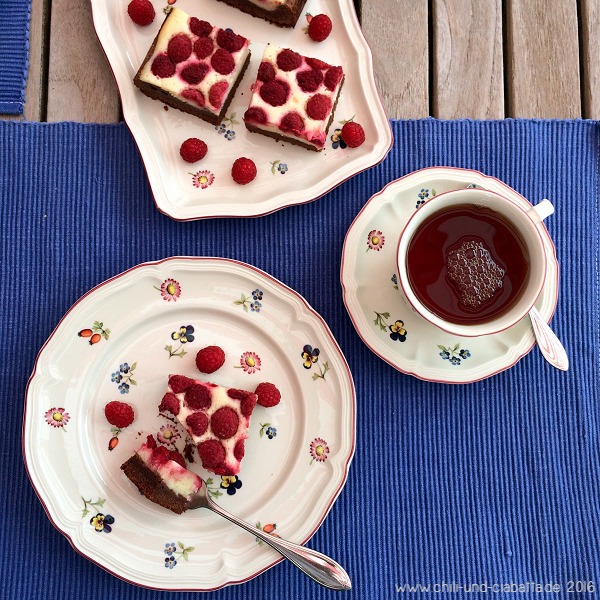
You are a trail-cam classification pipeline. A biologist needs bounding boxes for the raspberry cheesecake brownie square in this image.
[243,46,344,151]
[134,7,251,125]
[159,375,258,476]
[214,0,308,28]
[121,434,202,514]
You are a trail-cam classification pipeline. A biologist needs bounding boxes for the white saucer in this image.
[340,167,559,384]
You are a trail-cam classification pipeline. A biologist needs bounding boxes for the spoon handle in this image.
[529,306,569,371]
[206,500,351,591]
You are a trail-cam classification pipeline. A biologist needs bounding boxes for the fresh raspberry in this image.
[240,393,258,417]
[185,384,212,410]
[211,407,239,439]
[167,449,186,468]
[233,438,245,461]
[153,445,170,463]
[169,374,195,394]
[181,88,205,106]
[308,14,332,42]
[306,94,332,120]
[280,111,305,135]
[127,0,155,26]
[195,345,225,373]
[296,69,323,92]
[324,65,343,91]
[189,17,213,37]
[255,382,281,407]
[259,79,290,107]
[341,121,366,148]
[104,401,135,428]
[276,49,302,71]
[179,138,208,163]
[211,48,235,75]
[216,29,246,53]
[181,62,209,84]
[150,53,176,78]
[198,439,226,469]
[208,81,229,109]
[159,392,180,416]
[257,61,276,82]
[306,57,330,70]
[193,37,214,59]
[231,157,257,185]
[227,388,251,400]
[186,411,209,437]
[243,106,267,124]
[167,33,192,64]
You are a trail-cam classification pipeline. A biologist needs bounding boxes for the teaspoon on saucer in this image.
[529,306,569,370]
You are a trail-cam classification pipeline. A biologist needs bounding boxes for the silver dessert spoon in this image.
[529,306,569,370]
[186,478,352,591]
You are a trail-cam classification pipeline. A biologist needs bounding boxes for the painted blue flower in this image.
[215,123,227,135]
[331,128,347,149]
[90,513,114,533]
[418,188,430,200]
[165,556,177,569]
[459,349,471,359]
[391,274,398,286]
[250,301,262,312]
[439,350,451,360]
[450,356,461,366]
[278,163,288,174]
[266,426,277,439]
[164,542,177,556]
[220,476,242,496]
[171,325,195,343]
[120,363,130,374]
[302,345,320,368]
[389,320,407,342]
[224,129,235,141]
[252,289,263,301]
[111,371,122,383]
[118,382,130,394]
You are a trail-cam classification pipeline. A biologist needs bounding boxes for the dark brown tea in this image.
[406,204,530,325]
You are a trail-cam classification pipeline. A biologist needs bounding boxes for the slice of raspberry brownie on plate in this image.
[134,7,251,124]
[121,434,202,514]
[243,46,344,151]
[160,375,258,476]
[214,0,308,28]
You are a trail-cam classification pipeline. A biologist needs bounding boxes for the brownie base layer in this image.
[214,0,308,27]
[244,76,345,152]
[121,454,187,514]
[134,51,251,126]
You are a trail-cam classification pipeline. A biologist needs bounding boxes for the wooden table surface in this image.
[10,0,600,122]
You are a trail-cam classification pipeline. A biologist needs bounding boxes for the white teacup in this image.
[397,188,554,337]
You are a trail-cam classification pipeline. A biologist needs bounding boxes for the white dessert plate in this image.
[340,167,560,384]
[23,257,355,590]
[91,0,393,220]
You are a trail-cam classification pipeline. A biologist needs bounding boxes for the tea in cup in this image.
[396,188,553,337]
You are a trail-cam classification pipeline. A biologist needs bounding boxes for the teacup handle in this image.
[528,199,554,223]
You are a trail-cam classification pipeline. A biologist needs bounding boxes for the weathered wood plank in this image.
[360,0,429,119]
[580,0,599,119]
[1,0,48,121]
[504,0,580,118]
[46,0,120,122]
[431,0,504,119]
[23,0,48,121]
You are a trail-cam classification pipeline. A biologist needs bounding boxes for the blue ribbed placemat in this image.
[3,119,599,599]
[0,0,31,114]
